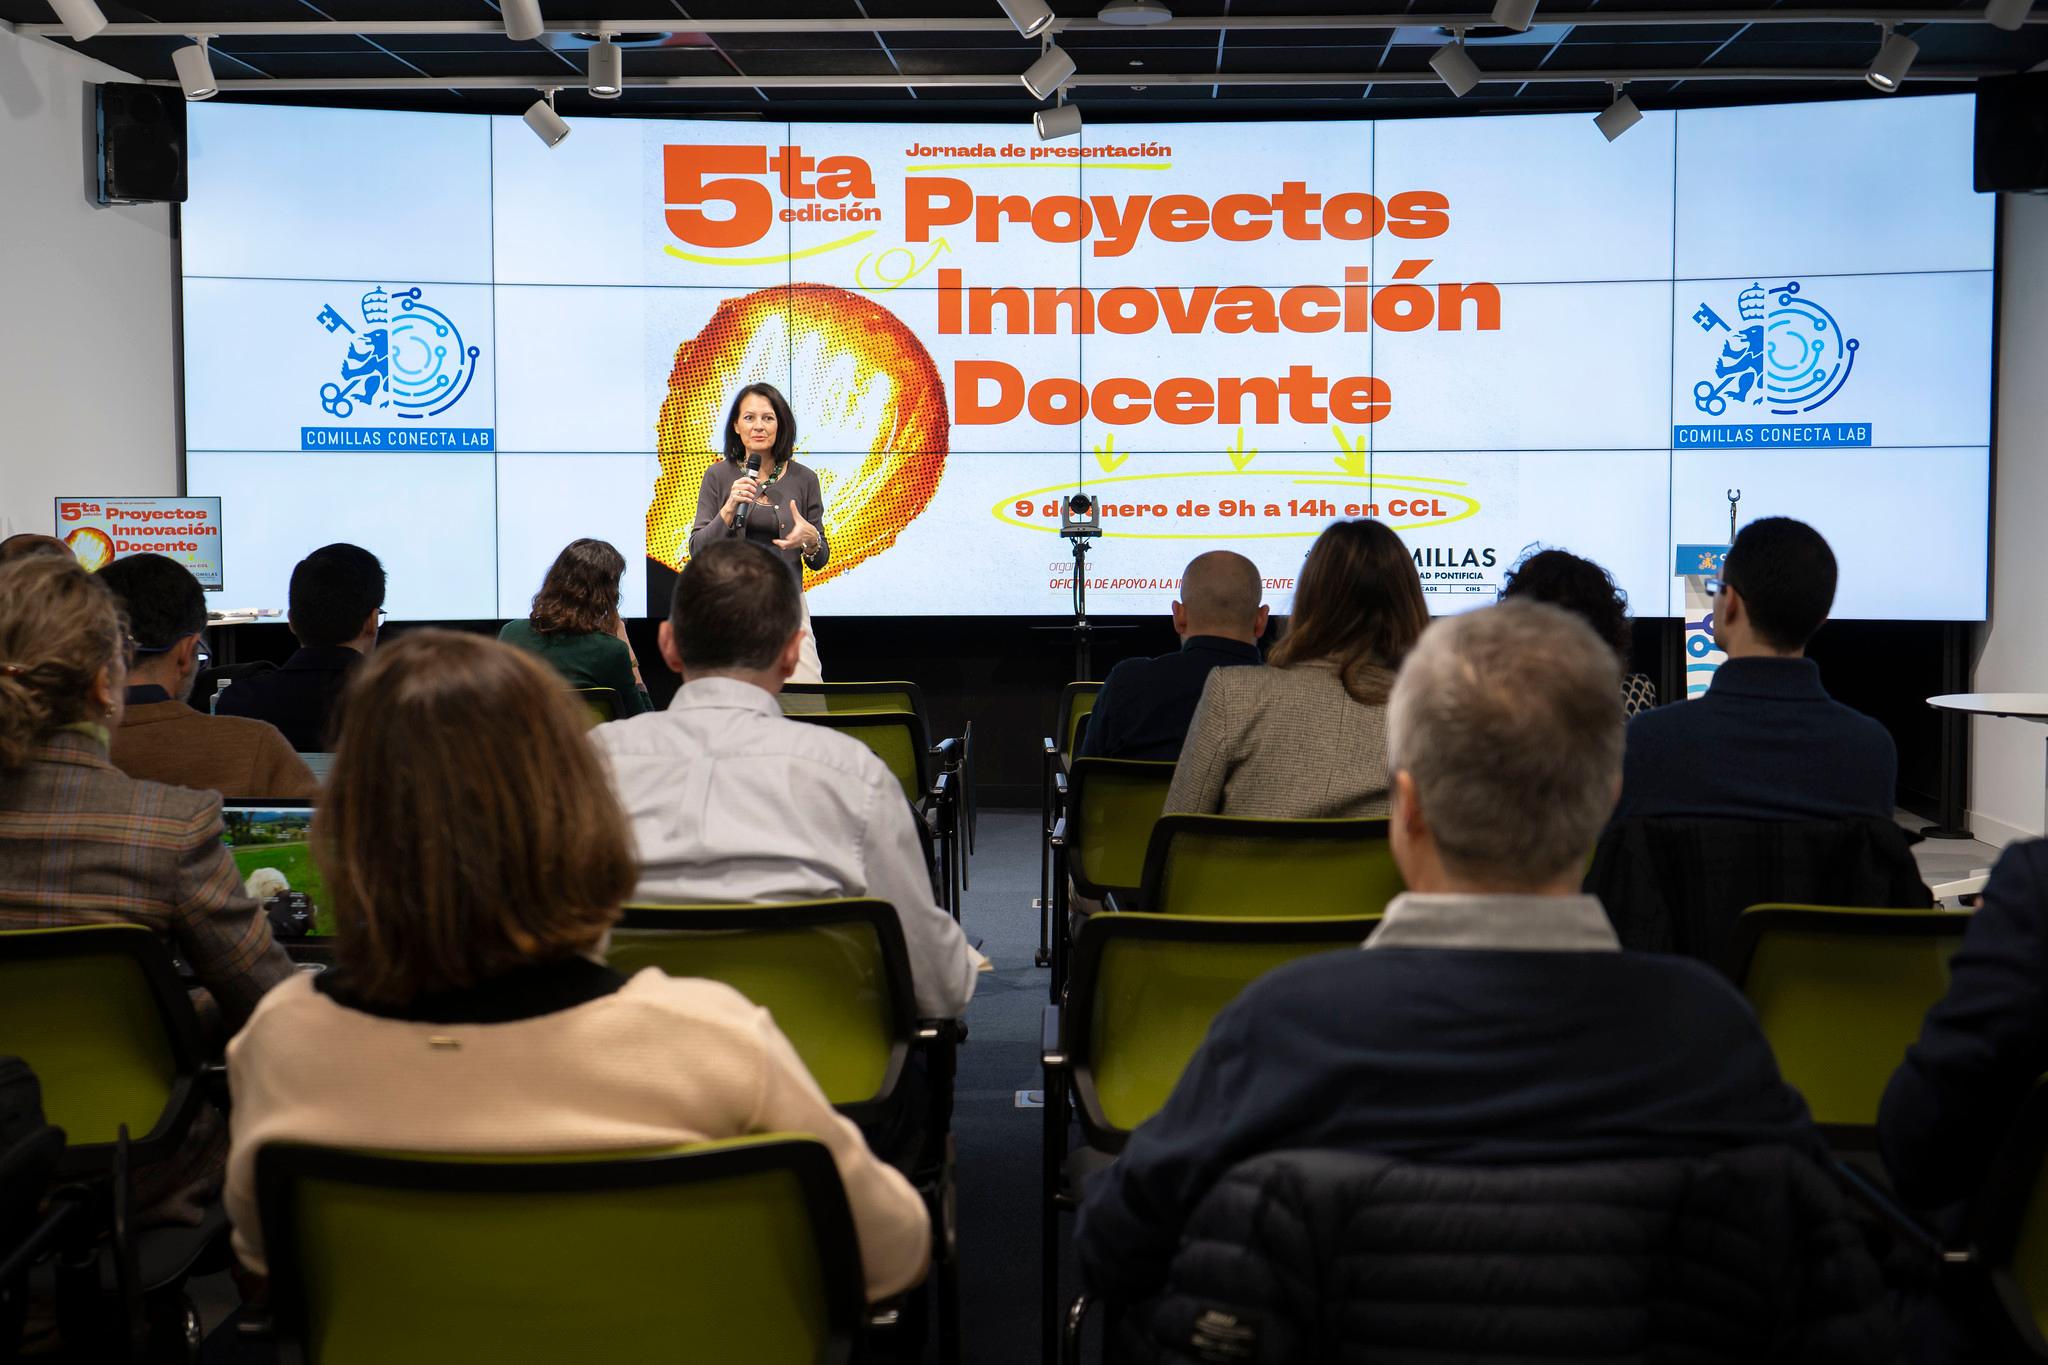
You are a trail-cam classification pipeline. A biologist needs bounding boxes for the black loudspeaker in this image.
[94,83,187,205]
[1975,72,2048,195]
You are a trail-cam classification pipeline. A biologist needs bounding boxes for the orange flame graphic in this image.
[649,284,949,590]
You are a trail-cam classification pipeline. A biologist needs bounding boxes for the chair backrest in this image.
[1585,815,1934,974]
[570,687,619,725]
[780,681,930,734]
[0,926,203,1173]
[783,710,927,803]
[607,901,912,1114]
[1066,758,1177,901]
[1056,681,1104,761]
[1731,904,1969,1137]
[257,1136,864,1365]
[1140,815,1404,918]
[1065,914,1378,1148]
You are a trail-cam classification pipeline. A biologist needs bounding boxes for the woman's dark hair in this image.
[1269,519,1429,705]
[721,382,797,468]
[1498,548,1633,661]
[530,538,626,636]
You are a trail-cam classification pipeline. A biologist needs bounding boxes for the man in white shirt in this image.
[590,538,976,1021]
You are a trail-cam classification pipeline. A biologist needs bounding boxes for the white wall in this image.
[1968,191,2048,846]
[0,24,179,539]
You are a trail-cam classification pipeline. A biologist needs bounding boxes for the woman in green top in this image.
[499,539,652,719]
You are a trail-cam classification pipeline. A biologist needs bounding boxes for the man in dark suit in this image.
[217,543,384,752]
[1077,551,1266,761]
[1074,601,1822,1305]
[1615,516,1894,822]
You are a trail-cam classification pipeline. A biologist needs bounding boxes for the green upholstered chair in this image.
[1038,912,1380,1363]
[781,709,964,920]
[1137,815,1405,919]
[569,686,619,725]
[606,898,962,1362]
[608,900,914,1118]
[1047,758,1176,998]
[0,925,229,1357]
[1730,903,1970,1146]
[256,1136,866,1365]
[1038,682,1105,967]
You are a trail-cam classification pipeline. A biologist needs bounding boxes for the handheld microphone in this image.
[733,452,762,535]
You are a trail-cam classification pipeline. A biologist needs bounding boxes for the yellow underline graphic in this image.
[904,162,1173,171]
[662,229,877,267]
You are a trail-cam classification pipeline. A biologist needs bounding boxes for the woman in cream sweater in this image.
[225,630,928,1301]
[1166,519,1430,820]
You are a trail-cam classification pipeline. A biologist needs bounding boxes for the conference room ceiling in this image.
[7,2,2046,124]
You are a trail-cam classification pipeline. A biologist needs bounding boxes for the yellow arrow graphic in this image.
[1331,424,1367,476]
[1226,427,1258,471]
[1095,434,1129,474]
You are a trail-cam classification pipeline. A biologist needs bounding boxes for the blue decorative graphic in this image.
[1689,281,1859,418]
[313,286,480,421]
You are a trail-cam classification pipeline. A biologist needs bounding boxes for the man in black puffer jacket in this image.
[1073,601,1900,1361]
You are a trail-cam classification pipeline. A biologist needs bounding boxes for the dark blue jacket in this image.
[1616,656,1896,822]
[1881,838,2048,1214]
[1074,944,1821,1303]
[1077,636,1262,762]
[215,645,362,753]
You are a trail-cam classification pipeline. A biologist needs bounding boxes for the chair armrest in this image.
[1832,1157,1951,1261]
[1931,871,1989,908]
[1049,814,1067,849]
[201,1059,231,1111]
[1063,1291,1097,1365]
[916,1018,968,1045]
[1042,1003,1065,1068]
[930,736,961,770]
[1101,890,1126,914]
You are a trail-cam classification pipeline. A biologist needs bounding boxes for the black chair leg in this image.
[1041,1070,1069,1365]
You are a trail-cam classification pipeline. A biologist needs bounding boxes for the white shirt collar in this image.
[667,675,781,716]
[1364,892,1621,953]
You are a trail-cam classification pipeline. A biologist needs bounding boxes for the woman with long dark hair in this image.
[687,382,828,682]
[1498,548,1657,716]
[1166,519,1430,818]
[500,538,651,718]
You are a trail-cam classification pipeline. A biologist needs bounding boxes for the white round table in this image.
[1928,693,2048,839]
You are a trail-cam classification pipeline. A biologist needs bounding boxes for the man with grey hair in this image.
[1077,550,1267,761]
[1075,600,1822,1304]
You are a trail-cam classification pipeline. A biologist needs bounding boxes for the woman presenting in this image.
[688,382,829,682]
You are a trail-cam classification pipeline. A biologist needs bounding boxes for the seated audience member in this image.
[216,543,385,752]
[1165,519,1426,818]
[1076,601,1824,1305]
[97,554,316,798]
[1077,551,1266,761]
[500,538,652,718]
[591,539,975,1021]
[1615,517,1893,821]
[0,554,292,1223]
[224,630,930,1302]
[1883,836,2048,1220]
[1499,547,1657,716]
[0,533,70,562]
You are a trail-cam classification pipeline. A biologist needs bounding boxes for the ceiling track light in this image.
[47,0,107,42]
[588,36,623,97]
[1428,27,1482,97]
[1021,43,1077,99]
[1036,97,1083,139]
[1491,0,1539,33]
[502,0,544,42]
[172,38,218,101]
[1866,22,1919,91]
[1594,82,1641,141]
[523,89,570,146]
[1099,0,1172,24]
[1985,0,2035,31]
[998,0,1055,39]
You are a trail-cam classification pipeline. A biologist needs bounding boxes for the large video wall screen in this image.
[181,97,1993,620]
